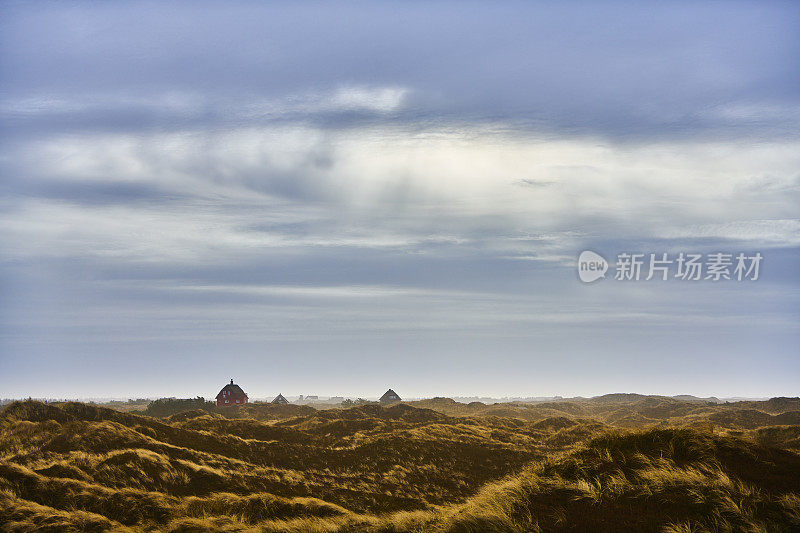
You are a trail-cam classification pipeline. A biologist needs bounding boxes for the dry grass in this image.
[1,397,799,531]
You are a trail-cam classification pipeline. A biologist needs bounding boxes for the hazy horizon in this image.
[0,386,789,404]
[1,1,798,399]
[0,392,780,404]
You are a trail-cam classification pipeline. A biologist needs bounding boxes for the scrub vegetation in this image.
[1,396,799,532]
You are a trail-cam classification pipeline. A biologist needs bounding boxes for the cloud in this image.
[660,219,800,246]
[1,0,799,397]
[1,86,409,121]
[2,125,799,270]
[2,2,799,141]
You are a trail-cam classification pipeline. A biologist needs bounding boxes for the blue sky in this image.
[1,1,798,399]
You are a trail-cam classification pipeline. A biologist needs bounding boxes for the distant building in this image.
[306,395,319,400]
[272,393,289,404]
[380,389,401,404]
[216,379,248,407]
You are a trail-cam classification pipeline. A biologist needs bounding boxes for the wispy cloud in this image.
[1,0,798,397]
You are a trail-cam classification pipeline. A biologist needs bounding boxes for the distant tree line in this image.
[340,398,374,407]
[143,396,215,417]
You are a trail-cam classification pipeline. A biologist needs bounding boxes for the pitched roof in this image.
[380,389,401,402]
[272,393,288,404]
[216,380,248,400]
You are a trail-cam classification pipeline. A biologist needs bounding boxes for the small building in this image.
[272,393,289,404]
[380,389,401,404]
[216,379,248,407]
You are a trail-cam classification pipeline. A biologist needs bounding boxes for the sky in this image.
[0,1,798,400]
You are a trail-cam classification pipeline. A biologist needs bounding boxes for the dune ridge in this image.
[1,396,799,531]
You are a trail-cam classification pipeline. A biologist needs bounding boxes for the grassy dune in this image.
[1,398,799,532]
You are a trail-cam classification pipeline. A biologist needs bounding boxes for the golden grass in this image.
[1,398,799,531]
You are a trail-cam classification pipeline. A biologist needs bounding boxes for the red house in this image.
[216,379,248,407]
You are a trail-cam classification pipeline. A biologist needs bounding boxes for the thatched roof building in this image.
[272,393,289,404]
[379,389,401,404]
[216,379,248,407]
